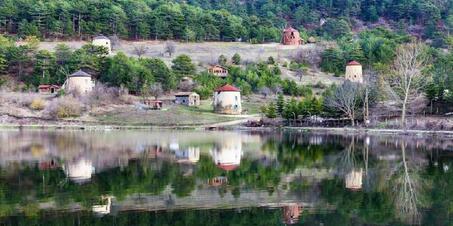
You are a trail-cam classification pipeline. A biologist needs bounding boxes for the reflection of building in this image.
[213,84,242,115]
[175,147,200,163]
[210,137,243,171]
[208,176,228,186]
[92,196,112,215]
[282,204,302,224]
[65,158,95,183]
[345,168,363,190]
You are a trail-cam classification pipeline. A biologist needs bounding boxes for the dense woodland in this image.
[0,0,452,42]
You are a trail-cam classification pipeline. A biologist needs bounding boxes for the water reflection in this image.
[0,129,451,225]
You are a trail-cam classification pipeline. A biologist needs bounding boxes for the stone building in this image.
[213,84,241,115]
[345,60,363,83]
[174,92,200,106]
[38,85,60,94]
[92,35,111,54]
[282,26,303,45]
[208,65,228,79]
[62,70,95,95]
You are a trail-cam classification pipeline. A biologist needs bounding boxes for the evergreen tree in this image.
[171,54,195,78]
[232,53,241,65]
[276,94,285,115]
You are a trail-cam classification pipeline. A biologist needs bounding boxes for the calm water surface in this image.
[0,129,452,226]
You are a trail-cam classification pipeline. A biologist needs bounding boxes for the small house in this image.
[208,65,228,79]
[38,85,60,94]
[282,204,302,225]
[213,84,241,115]
[175,147,200,163]
[174,92,200,106]
[62,70,95,95]
[345,168,363,191]
[143,99,163,110]
[345,60,363,83]
[282,26,303,45]
[92,35,111,54]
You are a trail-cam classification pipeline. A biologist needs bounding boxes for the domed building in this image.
[345,168,363,191]
[64,158,95,184]
[345,60,363,83]
[213,84,242,115]
[210,137,243,171]
[92,35,111,54]
[62,70,95,95]
[282,26,303,45]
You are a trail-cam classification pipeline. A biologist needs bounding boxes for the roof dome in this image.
[217,164,239,171]
[70,70,91,78]
[347,60,361,66]
[215,84,240,92]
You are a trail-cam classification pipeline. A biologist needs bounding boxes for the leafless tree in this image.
[259,87,272,99]
[293,46,324,68]
[133,45,149,58]
[149,83,163,100]
[388,42,429,128]
[325,81,364,126]
[164,41,176,57]
[390,141,426,225]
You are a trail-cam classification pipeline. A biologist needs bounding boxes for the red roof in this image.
[215,84,240,92]
[38,85,60,89]
[217,164,239,171]
[347,60,361,66]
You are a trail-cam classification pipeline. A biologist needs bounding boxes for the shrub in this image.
[29,98,45,110]
[45,96,82,119]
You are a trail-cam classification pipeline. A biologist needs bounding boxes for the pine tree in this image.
[276,94,285,116]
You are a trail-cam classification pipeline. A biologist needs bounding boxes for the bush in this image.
[45,96,83,119]
[29,98,45,110]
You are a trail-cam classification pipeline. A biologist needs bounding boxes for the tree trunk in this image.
[401,93,409,129]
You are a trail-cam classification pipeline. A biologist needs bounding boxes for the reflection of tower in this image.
[92,196,112,215]
[282,204,302,225]
[175,147,200,163]
[210,137,243,171]
[345,168,363,191]
[64,158,95,183]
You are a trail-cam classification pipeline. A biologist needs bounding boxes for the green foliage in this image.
[172,54,196,77]
[320,48,345,76]
[194,72,224,99]
[281,97,323,120]
[141,58,176,91]
[232,53,241,65]
[320,19,351,39]
[262,102,277,118]
[267,56,275,65]
[276,94,285,115]
[218,55,227,66]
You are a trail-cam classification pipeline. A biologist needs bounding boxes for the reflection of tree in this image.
[390,141,428,225]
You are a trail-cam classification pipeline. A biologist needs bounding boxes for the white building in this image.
[210,137,243,171]
[345,60,363,83]
[175,147,200,163]
[64,158,95,183]
[62,70,95,95]
[92,35,111,54]
[213,84,241,115]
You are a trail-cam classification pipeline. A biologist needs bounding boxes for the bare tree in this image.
[133,45,149,58]
[164,41,176,57]
[388,42,429,128]
[390,141,426,225]
[259,87,272,99]
[293,46,324,68]
[325,81,364,126]
[149,83,163,100]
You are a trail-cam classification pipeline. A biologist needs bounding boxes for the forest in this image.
[0,0,452,42]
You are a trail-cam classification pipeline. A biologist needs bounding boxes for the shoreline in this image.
[1,123,453,137]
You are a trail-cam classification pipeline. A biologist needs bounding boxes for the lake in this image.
[0,129,451,225]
